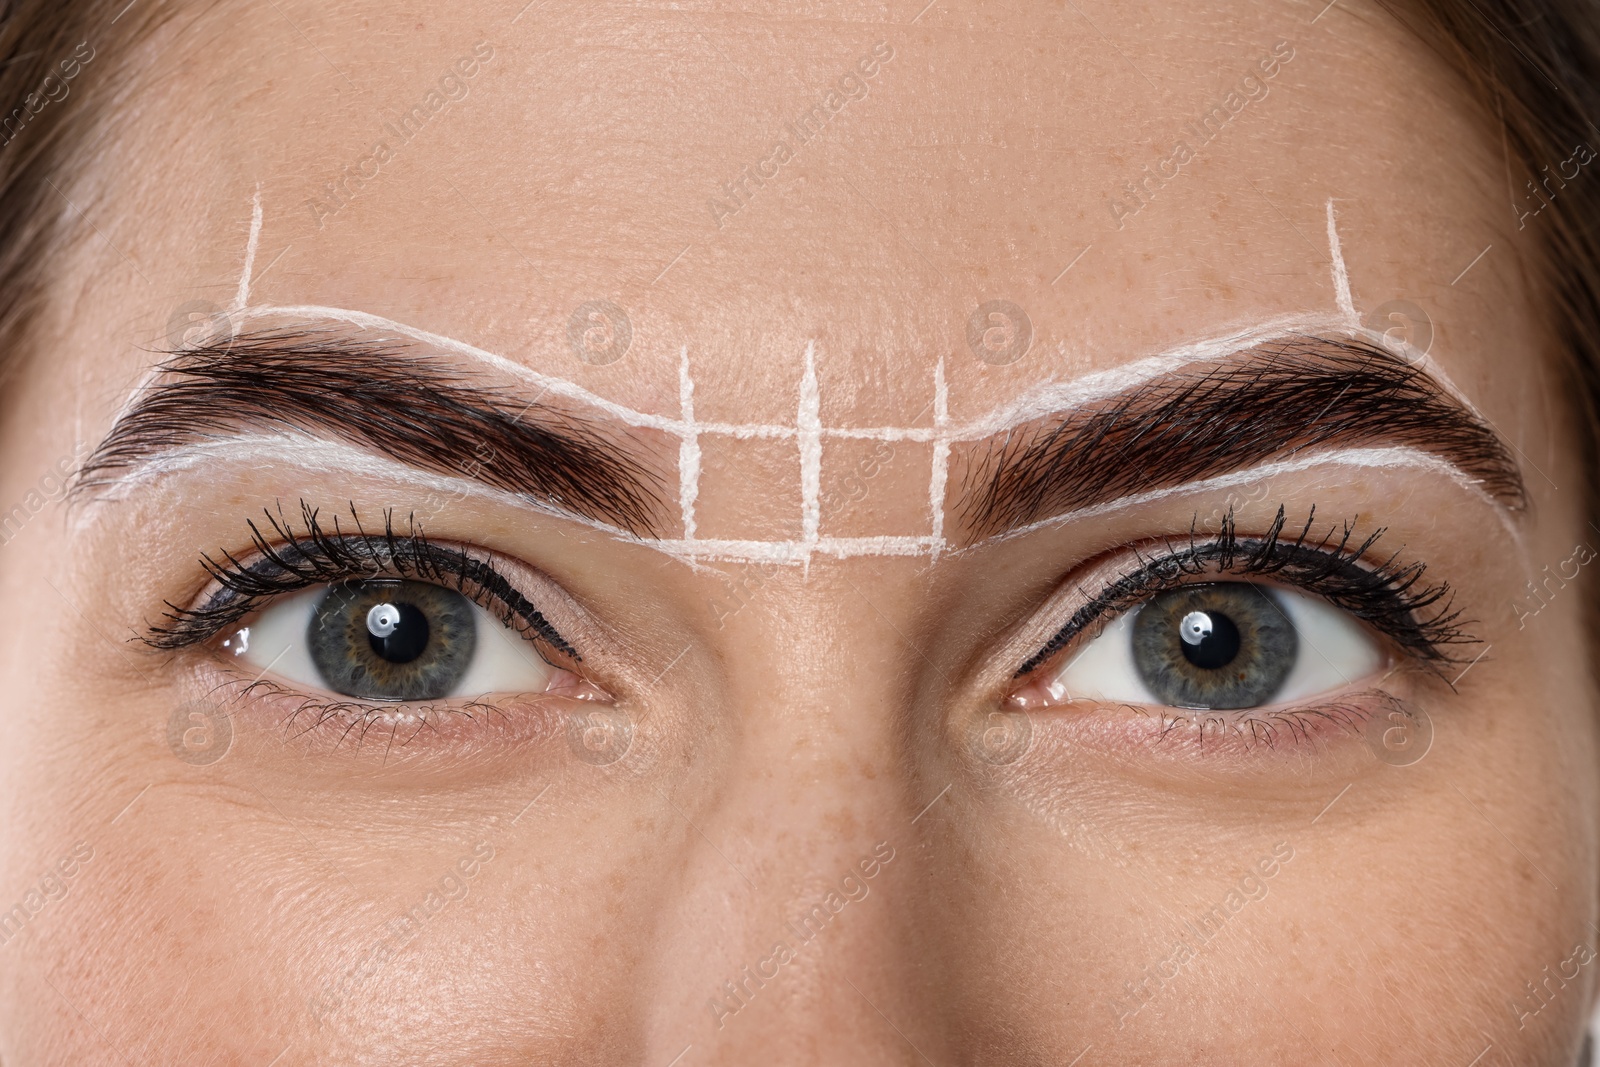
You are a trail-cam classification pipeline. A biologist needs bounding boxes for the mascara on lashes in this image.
[1015,506,1474,678]
[145,502,580,662]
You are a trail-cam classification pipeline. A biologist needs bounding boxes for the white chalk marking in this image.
[928,354,950,559]
[76,433,621,533]
[798,341,823,561]
[952,444,1524,553]
[678,346,699,540]
[78,195,1526,567]
[232,185,264,314]
[949,312,1353,444]
[1326,199,1358,326]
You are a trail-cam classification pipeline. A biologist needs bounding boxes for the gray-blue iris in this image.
[307,579,477,701]
[1131,583,1297,709]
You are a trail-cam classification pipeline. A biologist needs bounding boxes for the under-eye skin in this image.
[1009,506,1477,718]
[144,501,605,720]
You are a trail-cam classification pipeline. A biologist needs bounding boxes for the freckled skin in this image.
[0,0,1594,1064]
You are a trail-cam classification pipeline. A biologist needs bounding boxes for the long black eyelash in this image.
[1014,505,1474,677]
[143,500,579,661]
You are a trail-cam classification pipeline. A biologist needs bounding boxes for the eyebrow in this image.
[77,328,669,536]
[959,335,1528,539]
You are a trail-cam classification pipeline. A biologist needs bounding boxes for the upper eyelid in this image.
[1013,508,1471,678]
[145,504,579,660]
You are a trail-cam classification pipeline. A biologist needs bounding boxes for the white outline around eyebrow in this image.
[951,444,1524,555]
[94,195,1519,567]
[102,434,1521,565]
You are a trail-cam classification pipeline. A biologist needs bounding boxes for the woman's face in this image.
[0,0,1594,1063]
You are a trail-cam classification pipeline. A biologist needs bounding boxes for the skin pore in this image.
[0,0,1595,1064]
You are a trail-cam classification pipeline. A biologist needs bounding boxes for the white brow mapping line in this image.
[928,354,950,559]
[798,341,822,566]
[82,437,1523,567]
[947,445,1525,557]
[72,433,936,565]
[83,195,1515,567]
[102,304,1513,565]
[227,304,1448,444]
[212,195,1400,448]
[71,432,653,542]
[214,196,1475,450]
[229,303,697,435]
[678,345,699,540]
[947,312,1355,443]
[1326,198,1358,328]
[1321,198,1490,422]
[104,187,267,438]
[231,185,264,315]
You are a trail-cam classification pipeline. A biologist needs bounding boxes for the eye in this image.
[1038,582,1385,710]
[235,577,561,701]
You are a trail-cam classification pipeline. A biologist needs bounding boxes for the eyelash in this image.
[1014,505,1475,678]
[147,501,1465,750]
[143,500,579,662]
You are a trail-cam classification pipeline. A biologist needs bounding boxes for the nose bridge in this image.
[639,564,942,1065]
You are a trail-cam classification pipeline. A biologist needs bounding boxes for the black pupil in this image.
[1178,610,1241,670]
[367,602,430,664]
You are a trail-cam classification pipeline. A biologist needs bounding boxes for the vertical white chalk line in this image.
[678,346,700,541]
[232,185,264,314]
[928,354,950,560]
[1325,198,1358,327]
[101,186,267,451]
[798,341,823,565]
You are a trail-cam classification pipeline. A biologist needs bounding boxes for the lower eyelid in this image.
[1010,688,1422,765]
[222,675,577,754]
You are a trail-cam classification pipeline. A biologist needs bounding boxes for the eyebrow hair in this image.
[77,328,668,536]
[959,336,1529,539]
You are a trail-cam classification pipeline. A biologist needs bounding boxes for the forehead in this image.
[66,0,1523,491]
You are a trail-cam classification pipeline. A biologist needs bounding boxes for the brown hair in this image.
[0,0,114,380]
[1383,0,1600,496]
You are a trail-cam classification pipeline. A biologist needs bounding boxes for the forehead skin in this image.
[0,0,1595,1065]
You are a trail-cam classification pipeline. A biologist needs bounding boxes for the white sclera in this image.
[1047,584,1385,708]
[233,586,557,699]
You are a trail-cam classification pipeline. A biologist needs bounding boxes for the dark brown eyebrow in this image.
[959,335,1528,539]
[76,327,669,536]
